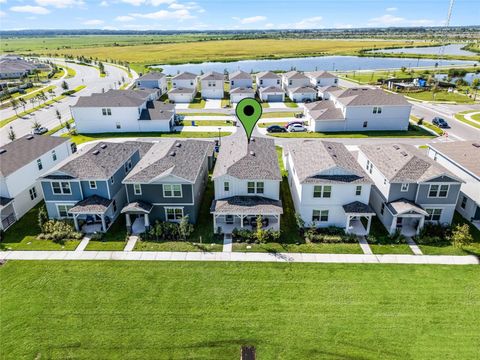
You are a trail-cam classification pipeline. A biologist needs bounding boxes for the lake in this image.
[368,44,477,56]
[155,56,477,76]
[435,72,480,85]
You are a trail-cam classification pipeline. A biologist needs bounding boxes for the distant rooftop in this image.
[429,141,480,179]
[330,87,410,106]
[137,72,165,81]
[73,89,157,108]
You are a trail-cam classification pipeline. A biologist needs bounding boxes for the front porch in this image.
[343,201,376,236]
[0,197,16,231]
[210,196,283,234]
[387,199,428,236]
[68,195,114,234]
[121,201,153,235]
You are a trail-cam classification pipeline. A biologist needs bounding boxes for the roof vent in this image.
[169,151,176,157]
[0,149,6,155]
[400,151,408,157]
[175,142,182,148]
[250,151,255,156]
[100,144,107,149]
[92,150,100,155]
[26,135,34,140]
[473,143,480,148]
[393,145,400,150]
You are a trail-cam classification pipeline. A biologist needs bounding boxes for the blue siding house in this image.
[40,141,153,233]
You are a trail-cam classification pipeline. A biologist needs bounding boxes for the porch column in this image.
[417,216,425,235]
[390,216,397,235]
[73,214,79,232]
[366,216,372,235]
[345,215,351,234]
[101,214,107,232]
[213,214,217,233]
[125,214,132,234]
[276,214,280,230]
[144,213,150,231]
[240,215,244,228]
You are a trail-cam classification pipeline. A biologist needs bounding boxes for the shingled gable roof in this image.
[168,87,196,95]
[41,141,153,180]
[199,71,224,81]
[0,135,70,177]
[330,87,410,106]
[285,140,372,184]
[429,141,480,179]
[288,86,317,94]
[73,89,157,108]
[230,87,254,94]
[212,132,281,181]
[256,71,280,80]
[283,71,309,80]
[359,143,461,183]
[306,71,336,79]
[304,101,344,121]
[139,101,175,121]
[123,139,214,184]
[172,72,197,80]
[137,72,165,81]
[259,86,284,93]
[229,70,252,80]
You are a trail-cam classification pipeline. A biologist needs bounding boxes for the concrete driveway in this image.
[268,102,288,109]
[204,100,222,109]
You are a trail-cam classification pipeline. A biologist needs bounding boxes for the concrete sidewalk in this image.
[0,250,477,265]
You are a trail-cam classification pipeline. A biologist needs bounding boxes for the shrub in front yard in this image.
[232,228,281,244]
[37,220,83,243]
[451,224,473,248]
[142,217,195,242]
[367,230,406,245]
[304,226,357,243]
[414,223,451,245]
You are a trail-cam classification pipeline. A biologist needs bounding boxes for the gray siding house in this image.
[136,72,167,94]
[40,141,153,233]
[122,139,214,234]
[357,144,463,236]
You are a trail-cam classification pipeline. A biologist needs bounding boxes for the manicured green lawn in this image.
[233,242,363,253]
[455,111,480,129]
[270,125,434,138]
[258,121,288,128]
[178,112,226,116]
[1,261,479,359]
[370,244,413,255]
[284,101,299,108]
[188,99,206,109]
[0,204,80,251]
[261,111,301,118]
[134,240,223,252]
[85,217,127,251]
[406,90,474,103]
[184,120,234,126]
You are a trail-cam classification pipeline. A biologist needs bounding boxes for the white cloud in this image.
[121,0,175,5]
[102,25,119,30]
[234,15,267,24]
[83,19,104,25]
[386,7,398,12]
[10,5,50,15]
[291,16,323,29]
[131,9,194,20]
[0,10,6,17]
[150,0,175,5]
[121,0,145,5]
[115,15,135,21]
[35,0,84,8]
[169,1,203,12]
[368,14,436,26]
[99,1,109,6]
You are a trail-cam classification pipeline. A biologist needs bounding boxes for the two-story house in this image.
[282,71,317,102]
[40,141,153,233]
[357,144,463,236]
[255,71,284,102]
[284,141,375,235]
[199,71,224,99]
[168,71,198,103]
[0,135,74,231]
[428,141,480,225]
[72,89,176,133]
[305,71,338,88]
[229,70,253,89]
[121,139,214,234]
[210,134,282,234]
[304,87,412,132]
[136,72,167,94]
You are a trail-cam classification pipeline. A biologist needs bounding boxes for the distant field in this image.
[5,38,434,70]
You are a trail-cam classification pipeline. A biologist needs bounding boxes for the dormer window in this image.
[89,181,97,189]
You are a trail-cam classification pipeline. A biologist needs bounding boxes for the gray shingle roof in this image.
[359,143,459,183]
[288,86,317,94]
[258,86,284,94]
[168,87,196,95]
[213,133,281,181]
[123,139,214,184]
[137,72,165,81]
[199,71,224,81]
[304,100,344,121]
[387,199,428,216]
[73,89,157,108]
[230,87,254,94]
[229,70,252,80]
[306,71,336,79]
[429,141,480,178]
[256,71,280,80]
[68,195,112,214]
[121,201,153,214]
[283,71,309,80]
[42,141,153,180]
[343,201,375,214]
[172,72,198,80]
[284,141,372,184]
[210,196,283,215]
[330,87,410,106]
[0,135,70,177]
[139,101,175,121]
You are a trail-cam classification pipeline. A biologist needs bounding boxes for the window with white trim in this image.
[52,181,71,195]
[124,159,132,173]
[57,204,73,218]
[312,210,329,222]
[313,185,331,198]
[373,106,382,114]
[102,108,112,116]
[224,181,229,192]
[163,184,182,197]
[425,208,442,222]
[134,184,142,195]
[29,187,37,200]
[165,207,183,221]
[247,182,264,194]
[460,196,467,209]
[401,183,409,192]
[52,150,57,161]
[37,159,43,170]
[363,121,368,128]
[355,186,362,196]
[89,181,97,189]
[428,184,449,198]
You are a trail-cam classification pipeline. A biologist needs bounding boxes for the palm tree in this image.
[8,128,16,142]
[30,97,36,109]
[19,97,27,112]
[31,119,41,130]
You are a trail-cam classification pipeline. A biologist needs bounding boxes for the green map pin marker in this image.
[235,98,263,142]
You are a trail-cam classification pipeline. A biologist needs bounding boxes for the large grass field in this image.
[1,261,479,359]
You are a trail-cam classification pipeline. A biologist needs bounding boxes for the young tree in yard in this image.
[29,97,36,109]
[56,108,61,121]
[179,215,193,241]
[471,78,479,101]
[10,98,19,116]
[431,84,439,101]
[38,206,49,232]
[7,128,16,141]
[31,120,41,130]
[61,80,69,91]
[48,88,55,100]
[256,215,268,244]
[451,223,473,248]
[19,97,27,112]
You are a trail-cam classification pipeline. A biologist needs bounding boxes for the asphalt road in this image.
[0,60,135,145]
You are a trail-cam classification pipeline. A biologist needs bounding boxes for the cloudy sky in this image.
[0,0,478,31]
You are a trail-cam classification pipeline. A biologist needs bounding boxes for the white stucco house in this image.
[229,70,252,89]
[306,71,338,87]
[72,89,176,133]
[168,72,198,103]
[0,135,74,230]
[255,71,281,88]
[304,87,412,132]
[230,87,255,104]
[283,141,375,235]
[199,71,224,99]
[286,86,317,103]
[428,141,480,226]
[282,71,311,89]
[257,86,285,102]
[210,133,282,234]
[136,72,167,94]
[317,85,339,100]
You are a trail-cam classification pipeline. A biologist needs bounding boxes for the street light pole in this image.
[218,127,221,146]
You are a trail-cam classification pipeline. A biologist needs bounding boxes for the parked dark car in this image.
[267,125,287,133]
[33,127,48,135]
[432,117,450,128]
[284,121,304,129]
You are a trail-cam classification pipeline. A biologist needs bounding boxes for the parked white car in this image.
[288,124,307,132]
